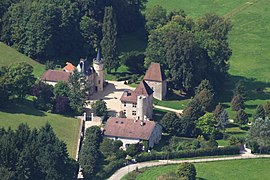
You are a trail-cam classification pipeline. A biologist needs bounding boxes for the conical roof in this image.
[94,49,103,64]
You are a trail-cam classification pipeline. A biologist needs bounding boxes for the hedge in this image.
[137,146,240,162]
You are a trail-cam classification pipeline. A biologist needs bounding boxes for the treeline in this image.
[0,0,146,62]
[0,123,78,179]
[145,5,232,93]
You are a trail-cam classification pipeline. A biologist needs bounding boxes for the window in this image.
[123,102,126,107]
[98,80,100,84]
[132,103,136,108]
[132,111,136,116]
[123,110,126,115]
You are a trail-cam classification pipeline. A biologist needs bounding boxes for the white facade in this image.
[121,94,153,120]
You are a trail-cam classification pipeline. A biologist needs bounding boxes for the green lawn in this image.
[123,158,270,180]
[154,98,190,110]
[105,65,132,81]
[145,0,270,117]
[0,100,80,159]
[0,42,45,77]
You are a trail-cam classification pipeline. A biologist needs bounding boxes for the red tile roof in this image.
[63,62,75,72]
[41,70,70,82]
[104,117,157,140]
[144,62,166,82]
[120,81,153,103]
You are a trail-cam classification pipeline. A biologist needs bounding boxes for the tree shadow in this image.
[218,75,270,106]
[0,99,46,116]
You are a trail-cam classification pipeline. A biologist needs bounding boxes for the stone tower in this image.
[93,50,104,92]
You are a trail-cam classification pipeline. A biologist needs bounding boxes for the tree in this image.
[254,104,265,121]
[1,1,84,61]
[126,144,139,157]
[32,81,54,111]
[79,126,102,179]
[231,94,245,111]
[196,113,219,138]
[214,103,229,130]
[233,80,247,98]
[263,102,270,118]
[160,112,181,134]
[235,109,248,125]
[213,103,224,118]
[100,138,123,158]
[247,118,270,153]
[216,109,229,131]
[176,162,196,180]
[91,100,107,116]
[145,12,232,92]
[80,15,99,52]
[145,5,167,32]
[68,69,88,115]
[54,96,70,114]
[122,51,145,74]
[54,81,69,97]
[0,123,77,179]
[2,62,36,100]
[195,79,214,95]
[101,6,119,73]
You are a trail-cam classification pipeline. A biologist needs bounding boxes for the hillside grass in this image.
[123,158,270,180]
[0,42,45,77]
[0,100,80,159]
[146,0,270,118]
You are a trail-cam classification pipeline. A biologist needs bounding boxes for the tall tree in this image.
[145,5,167,32]
[213,103,229,130]
[195,113,219,138]
[0,123,77,179]
[160,112,181,135]
[79,126,102,179]
[247,117,270,153]
[235,109,248,125]
[91,100,107,116]
[231,94,245,111]
[68,69,88,115]
[254,104,265,121]
[263,102,270,118]
[101,6,119,73]
[4,62,36,100]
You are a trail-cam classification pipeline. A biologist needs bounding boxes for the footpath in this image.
[154,105,183,114]
[108,154,270,180]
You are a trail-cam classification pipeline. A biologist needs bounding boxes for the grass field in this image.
[0,100,80,158]
[123,158,270,180]
[146,0,270,118]
[0,42,45,77]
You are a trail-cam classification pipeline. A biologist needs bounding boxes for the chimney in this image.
[91,113,94,121]
[140,121,144,126]
[134,118,137,123]
[144,115,147,121]
[83,112,87,121]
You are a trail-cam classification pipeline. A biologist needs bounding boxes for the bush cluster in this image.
[137,146,239,162]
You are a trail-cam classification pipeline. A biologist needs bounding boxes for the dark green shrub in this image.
[176,162,196,180]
